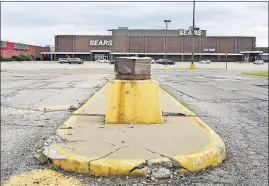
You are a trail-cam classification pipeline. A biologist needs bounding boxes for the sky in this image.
[1,0,268,47]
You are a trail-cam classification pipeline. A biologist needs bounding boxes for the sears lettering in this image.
[178,30,184,35]
[196,30,202,36]
[89,40,95,46]
[89,40,113,46]
[187,30,192,35]
[107,40,113,46]
[103,40,108,45]
[178,29,202,36]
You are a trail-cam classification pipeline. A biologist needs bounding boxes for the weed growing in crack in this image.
[68,105,77,111]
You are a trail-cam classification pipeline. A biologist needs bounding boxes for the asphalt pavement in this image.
[1,69,111,181]
[1,62,268,185]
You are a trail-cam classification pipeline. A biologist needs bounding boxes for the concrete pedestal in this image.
[105,79,163,124]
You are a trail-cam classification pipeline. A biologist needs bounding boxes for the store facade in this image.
[41,27,259,62]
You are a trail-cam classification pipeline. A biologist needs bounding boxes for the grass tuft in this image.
[242,71,268,77]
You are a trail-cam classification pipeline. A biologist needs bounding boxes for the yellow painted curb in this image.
[2,169,83,186]
[46,82,226,177]
[159,88,196,116]
[189,63,196,69]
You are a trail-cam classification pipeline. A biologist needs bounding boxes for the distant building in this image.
[0,41,50,59]
[40,26,266,62]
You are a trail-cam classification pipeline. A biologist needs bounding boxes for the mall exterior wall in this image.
[55,35,255,54]
[51,35,255,62]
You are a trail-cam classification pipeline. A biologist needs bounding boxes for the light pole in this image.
[190,0,196,69]
[164,20,171,59]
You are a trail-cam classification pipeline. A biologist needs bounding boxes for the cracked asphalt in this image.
[1,62,268,186]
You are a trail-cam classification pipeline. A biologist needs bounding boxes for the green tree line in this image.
[1,54,41,62]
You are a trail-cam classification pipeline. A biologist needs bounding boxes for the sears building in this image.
[41,26,267,62]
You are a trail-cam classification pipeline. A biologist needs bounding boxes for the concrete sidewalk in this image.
[72,83,196,116]
[42,83,226,178]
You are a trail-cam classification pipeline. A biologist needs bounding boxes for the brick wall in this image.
[166,36,182,53]
[201,37,218,52]
[147,36,165,53]
[55,35,73,52]
[1,50,29,58]
[237,37,255,51]
[112,36,127,52]
[34,46,50,57]
[56,35,256,54]
[219,37,236,53]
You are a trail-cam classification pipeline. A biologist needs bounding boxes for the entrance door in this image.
[93,53,109,61]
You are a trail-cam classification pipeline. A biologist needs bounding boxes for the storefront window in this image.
[1,41,7,48]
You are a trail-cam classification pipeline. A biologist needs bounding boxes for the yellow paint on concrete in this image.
[189,63,196,69]
[105,79,163,124]
[173,116,226,172]
[89,159,148,176]
[2,169,82,186]
[55,146,148,176]
[44,80,226,177]
[51,114,225,176]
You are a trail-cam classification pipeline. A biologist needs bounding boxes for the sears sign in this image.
[89,40,113,46]
[179,29,202,36]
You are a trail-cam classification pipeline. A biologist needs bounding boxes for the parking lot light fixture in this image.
[190,0,196,69]
[164,20,171,59]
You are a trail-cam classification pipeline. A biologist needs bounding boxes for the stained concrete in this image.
[56,86,209,160]
[58,116,209,159]
[73,83,195,116]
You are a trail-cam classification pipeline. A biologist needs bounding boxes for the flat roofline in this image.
[54,35,255,38]
[240,51,263,53]
[111,52,243,56]
[41,52,91,54]
[42,52,243,56]
[118,29,207,31]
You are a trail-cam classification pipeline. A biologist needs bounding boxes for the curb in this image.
[159,88,196,116]
[43,83,226,177]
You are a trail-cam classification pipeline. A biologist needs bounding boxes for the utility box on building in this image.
[115,57,151,80]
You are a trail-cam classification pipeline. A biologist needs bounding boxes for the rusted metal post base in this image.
[114,57,151,80]
[115,74,151,80]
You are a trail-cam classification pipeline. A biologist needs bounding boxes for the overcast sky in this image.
[1,0,268,47]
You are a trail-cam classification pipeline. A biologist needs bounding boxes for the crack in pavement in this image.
[1,105,69,113]
[6,124,56,128]
[1,105,44,112]
[72,113,105,116]
[128,148,187,178]
[145,148,184,169]
[162,112,196,117]
[88,145,130,171]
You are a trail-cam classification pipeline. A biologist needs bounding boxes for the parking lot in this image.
[2,61,269,71]
[1,62,268,185]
